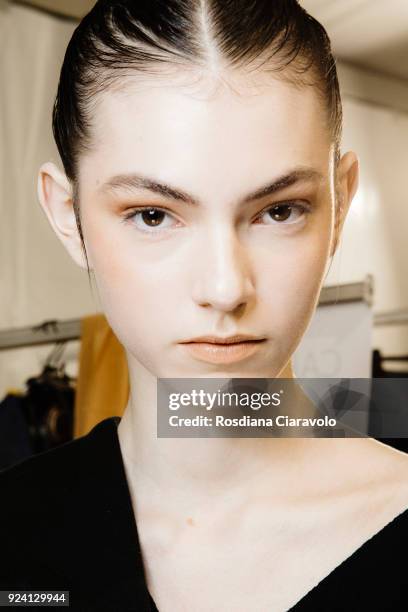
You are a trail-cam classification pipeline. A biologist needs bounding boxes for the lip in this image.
[180,334,265,345]
[179,339,266,364]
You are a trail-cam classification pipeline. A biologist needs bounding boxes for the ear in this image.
[37,162,90,270]
[330,151,359,258]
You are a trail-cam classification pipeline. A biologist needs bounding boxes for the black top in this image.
[0,416,407,611]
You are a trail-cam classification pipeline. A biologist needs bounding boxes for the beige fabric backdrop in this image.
[0,0,96,398]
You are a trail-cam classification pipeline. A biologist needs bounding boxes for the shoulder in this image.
[341,437,408,517]
[363,437,408,494]
[0,417,122,588]
[0,415,146,604]
[328,435,408,491]
[0,416,120,540]
[338,438,408,549]
[0,419,112,500]
[0,430,84,494]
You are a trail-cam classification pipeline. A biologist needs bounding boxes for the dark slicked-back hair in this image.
[52,0,342,270]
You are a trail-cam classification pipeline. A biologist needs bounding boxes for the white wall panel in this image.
[326,97,408,359]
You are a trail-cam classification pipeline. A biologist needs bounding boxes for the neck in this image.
[117,356,322,515]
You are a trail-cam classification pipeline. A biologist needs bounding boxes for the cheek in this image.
[257,218,332,344]
[85,225,179,358]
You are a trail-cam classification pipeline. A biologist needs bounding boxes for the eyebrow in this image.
[98,167,324,206]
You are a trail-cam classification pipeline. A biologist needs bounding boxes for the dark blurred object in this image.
[0,341,75,469]
[372,348,408,378]
[0,394,34,470]
[371,348,408,453]
[22,342,75,454]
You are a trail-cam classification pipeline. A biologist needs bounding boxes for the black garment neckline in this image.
[104,416,408,611]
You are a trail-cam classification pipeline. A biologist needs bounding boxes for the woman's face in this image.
[55,70,356,378]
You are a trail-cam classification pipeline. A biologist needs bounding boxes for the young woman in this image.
[1,1,408,610]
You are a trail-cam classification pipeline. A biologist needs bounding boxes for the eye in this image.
[122,206,179,232]
[254,202,310,225]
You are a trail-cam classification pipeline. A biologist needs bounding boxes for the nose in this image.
[191,226,255,313]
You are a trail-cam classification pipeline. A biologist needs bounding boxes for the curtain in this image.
[0,1,95,399]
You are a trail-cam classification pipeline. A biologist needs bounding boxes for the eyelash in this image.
[121,201,311,233]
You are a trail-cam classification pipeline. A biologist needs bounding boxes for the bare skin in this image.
[121,433,408,612]
[37,65,408,611]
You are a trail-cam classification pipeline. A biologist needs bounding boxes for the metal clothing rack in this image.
[0,276,407,351]
[0,319,82,351]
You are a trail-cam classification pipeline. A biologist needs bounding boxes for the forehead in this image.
[80,69,332,196]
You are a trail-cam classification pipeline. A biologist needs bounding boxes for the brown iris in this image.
[269,204,292,222]
[141,208,166,226]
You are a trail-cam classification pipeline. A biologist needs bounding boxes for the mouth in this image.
[179,339,266,364]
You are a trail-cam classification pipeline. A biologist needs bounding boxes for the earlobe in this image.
[37,162,89,270]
